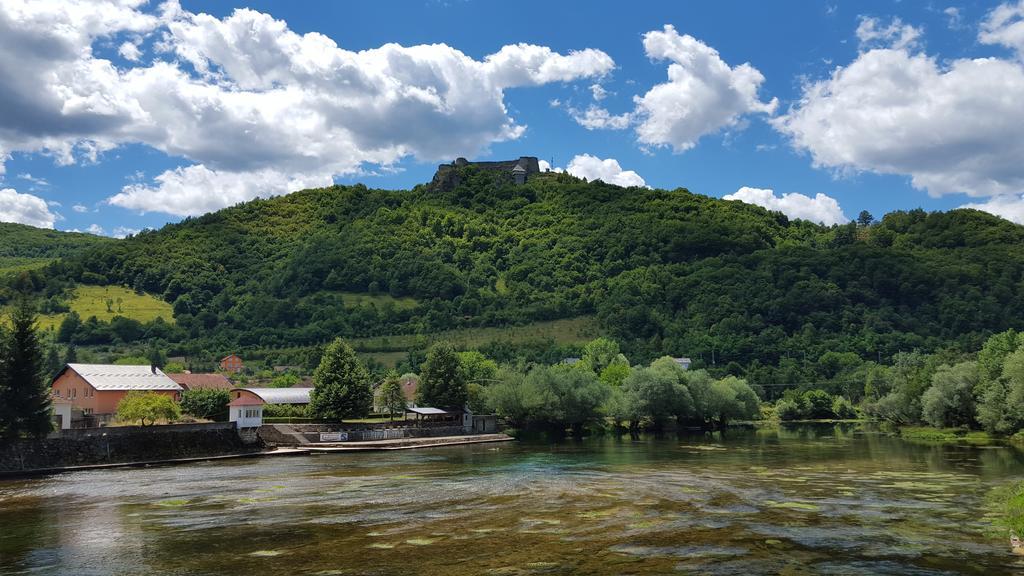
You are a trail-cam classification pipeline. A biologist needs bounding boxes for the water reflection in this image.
[1,424,1024,575]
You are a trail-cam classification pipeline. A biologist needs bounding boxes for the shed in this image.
[228,394,265,428]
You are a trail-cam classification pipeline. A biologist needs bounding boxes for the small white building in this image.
[674,357,692,370]
[228,387,312,428]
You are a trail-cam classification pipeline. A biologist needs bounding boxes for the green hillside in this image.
[0,222,111,264]
[34,285,173,330]
[18,166,1024,386]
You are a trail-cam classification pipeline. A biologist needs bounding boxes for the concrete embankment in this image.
[0,431,513,478]
[303,433,514,452]
[0,422,263,477]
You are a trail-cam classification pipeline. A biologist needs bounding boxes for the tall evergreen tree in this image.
[309,338,372,420]
[417,341,467,409]
[0,299,52,440]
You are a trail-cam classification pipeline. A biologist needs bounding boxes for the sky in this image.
[1,0,1024,236]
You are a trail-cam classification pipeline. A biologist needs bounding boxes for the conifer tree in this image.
[417,341,467,409]
[309,338,371,419]
[0,299,52,440]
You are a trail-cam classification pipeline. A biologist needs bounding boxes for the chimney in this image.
[151,364,157,374]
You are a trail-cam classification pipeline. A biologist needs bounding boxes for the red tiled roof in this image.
[168,373,235,391]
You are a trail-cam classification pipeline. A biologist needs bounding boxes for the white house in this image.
[228,387,312,428]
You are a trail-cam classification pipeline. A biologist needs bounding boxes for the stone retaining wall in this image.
[0,423,262,474]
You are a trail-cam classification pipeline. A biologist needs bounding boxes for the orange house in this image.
[219,354,244,373]
[50,364,183,418]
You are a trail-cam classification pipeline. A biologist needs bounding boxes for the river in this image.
[1,424,1023,575]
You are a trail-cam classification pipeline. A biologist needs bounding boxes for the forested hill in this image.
[0,222,111,260]
[17,167,1024,381]
[0,222,112,275]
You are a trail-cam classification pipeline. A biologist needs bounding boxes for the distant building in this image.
[561,357,582,366]
[372,374,419,413]
[50,364,183,422]
[51,396,72,430]
[219,354,244,373]
[168,373,235,392]
[432,156,540,190]
[228,387,312,428]
[674,357,692,370]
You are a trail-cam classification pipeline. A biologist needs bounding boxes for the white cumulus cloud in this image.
[570,105,632,130]
[773,9,1024,203]
[0,188,57,228]
[564,154,647,187]
[0,2,614,216]
[981,0,1024,58]
[724,186,848,225]
[572,25,776,153]
[961,195,1024,224]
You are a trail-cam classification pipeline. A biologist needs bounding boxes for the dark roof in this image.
[168,373,235,391]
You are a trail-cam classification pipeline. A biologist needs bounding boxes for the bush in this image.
[116,392,180,425]
[775,398,804,421]
[802,390,835,419]
[831,396,858,419]
[263,403,309,418]
[180,389,230,421]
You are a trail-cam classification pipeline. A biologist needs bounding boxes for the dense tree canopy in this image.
[10,169,1024,389]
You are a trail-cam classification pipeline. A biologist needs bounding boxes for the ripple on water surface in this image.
[1,424,1024,575]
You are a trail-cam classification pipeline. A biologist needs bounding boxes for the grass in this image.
[350,316,601,353]
[899,426,995,444]
[36,285,174,330]
[337,291,418,311]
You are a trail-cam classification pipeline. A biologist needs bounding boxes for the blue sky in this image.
[1,0,1023,235]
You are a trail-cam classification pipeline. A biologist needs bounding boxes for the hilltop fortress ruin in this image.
[431,156,541,190]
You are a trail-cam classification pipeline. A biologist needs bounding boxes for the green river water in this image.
[2,424,1024,575]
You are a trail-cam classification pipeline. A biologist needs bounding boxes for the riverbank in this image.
[0,433,514,478]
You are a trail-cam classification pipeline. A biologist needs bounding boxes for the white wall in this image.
[230,406,263,428]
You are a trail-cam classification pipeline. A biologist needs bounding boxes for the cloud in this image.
[961,195,1024,223]
[981,1,1024,58]
[0,2,614,216]
[723,186,848,225]
[564,154,647,187]
[72,204,89,213]
[16,172,49,187]
[944,7,963,29]
[571,25,776,153]
[570,105,632,130]
[855,16,922,50]
[109,164,334,216]
[773,9,1024,201]
[118,40,142,61]
[0,188,57,228]
[590,83,608,101]
[111,226,140,238]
